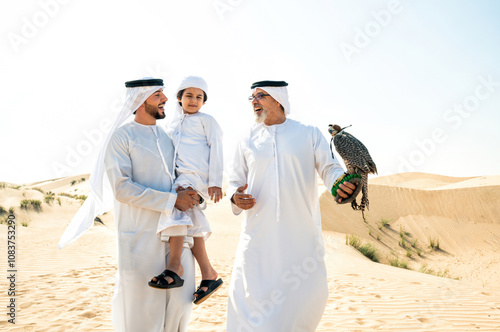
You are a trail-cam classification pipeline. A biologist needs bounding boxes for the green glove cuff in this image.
[331,173,361,197]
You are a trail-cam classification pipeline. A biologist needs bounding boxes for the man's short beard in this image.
[145,102,165,120]
[255,109,268,123]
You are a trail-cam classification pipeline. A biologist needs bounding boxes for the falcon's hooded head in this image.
[328,124,342,137]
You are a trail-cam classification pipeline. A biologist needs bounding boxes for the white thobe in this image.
[226,119,344,332]
[173,112,223,198]
[105,121,195,332]
[157,112,223,238]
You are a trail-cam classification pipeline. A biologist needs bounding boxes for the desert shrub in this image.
[429,237,440,250]
[388,257,410,269]
[57,197,62,206]
[419,264,449,278]
[358,243,379,262]
[81,177,86,182]
[406,249,413,258]
[346,234,379,262]
[419,263,432,274]
[71,180,77,186]
[75,195,87,201]
[0,205,7,215]
[0,182,6,189]
[346,234,362,248]
[436,270,450,278]
[20,199,42,211]
[44,192,55,205]
[0,216,8,225]
[379,219,391,230]
[31,187,44,193]
[399,225,410,238]
[58,193,87,201]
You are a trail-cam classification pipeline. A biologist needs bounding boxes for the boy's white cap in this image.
[177,75,208,96]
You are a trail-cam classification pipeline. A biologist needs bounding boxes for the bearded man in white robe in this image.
[59,78,201,332]
[106,79,203,331]
[226,80,356,332]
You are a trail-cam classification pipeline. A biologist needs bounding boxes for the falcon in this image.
[328,124,377,219]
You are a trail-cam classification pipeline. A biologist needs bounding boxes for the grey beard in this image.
[255,109,268,123]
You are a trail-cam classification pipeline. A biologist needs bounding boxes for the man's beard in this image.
[145,102,165,120]
[255,108,268,123]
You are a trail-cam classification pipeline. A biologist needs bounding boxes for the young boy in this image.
[148,76,223,305]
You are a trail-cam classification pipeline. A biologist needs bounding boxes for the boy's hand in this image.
[208,186,222,203]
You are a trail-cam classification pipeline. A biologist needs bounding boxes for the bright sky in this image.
[1,0,500,184]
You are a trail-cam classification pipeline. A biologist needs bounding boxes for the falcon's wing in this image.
[334,132,377,174]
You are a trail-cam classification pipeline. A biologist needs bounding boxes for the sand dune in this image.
[0,172,499,331]
[370,172,476,189]
[320,232,500,331]
[321,172,500,285]
[370,172,500,190]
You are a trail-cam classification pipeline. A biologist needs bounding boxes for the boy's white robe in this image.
[226,119,344,332]
[173,112,223,198]
[105,121,195,332]
[157,112,223,238]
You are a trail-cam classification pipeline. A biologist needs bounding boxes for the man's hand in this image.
[175,188,200,211]
[231,184,256,210]
[208,186,223,203]
[336,181,356,203]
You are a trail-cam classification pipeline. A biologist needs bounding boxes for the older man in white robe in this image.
[59,78,200,332]
[226,80,356,332]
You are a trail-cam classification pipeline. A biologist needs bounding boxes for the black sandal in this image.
[193,278,223,304]
[148,270,184,289]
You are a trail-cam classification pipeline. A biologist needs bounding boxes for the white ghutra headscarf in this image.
[252,84,290,115]
[58,78,164,249]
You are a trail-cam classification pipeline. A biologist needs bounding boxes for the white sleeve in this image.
[227,140,248,216]
[313,127,345,190]
[205,116,224,188]
[105,132,177,213]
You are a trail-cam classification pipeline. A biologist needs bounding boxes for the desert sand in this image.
[1,172,499,331]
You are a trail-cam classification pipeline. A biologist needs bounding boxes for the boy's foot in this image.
[148,269,184,289]
[151,262,183,285]
[194,270,218,300]
[193,278,223,305]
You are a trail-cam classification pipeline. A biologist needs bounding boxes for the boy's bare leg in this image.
[152,236,184,284]
[191,236,218,298]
